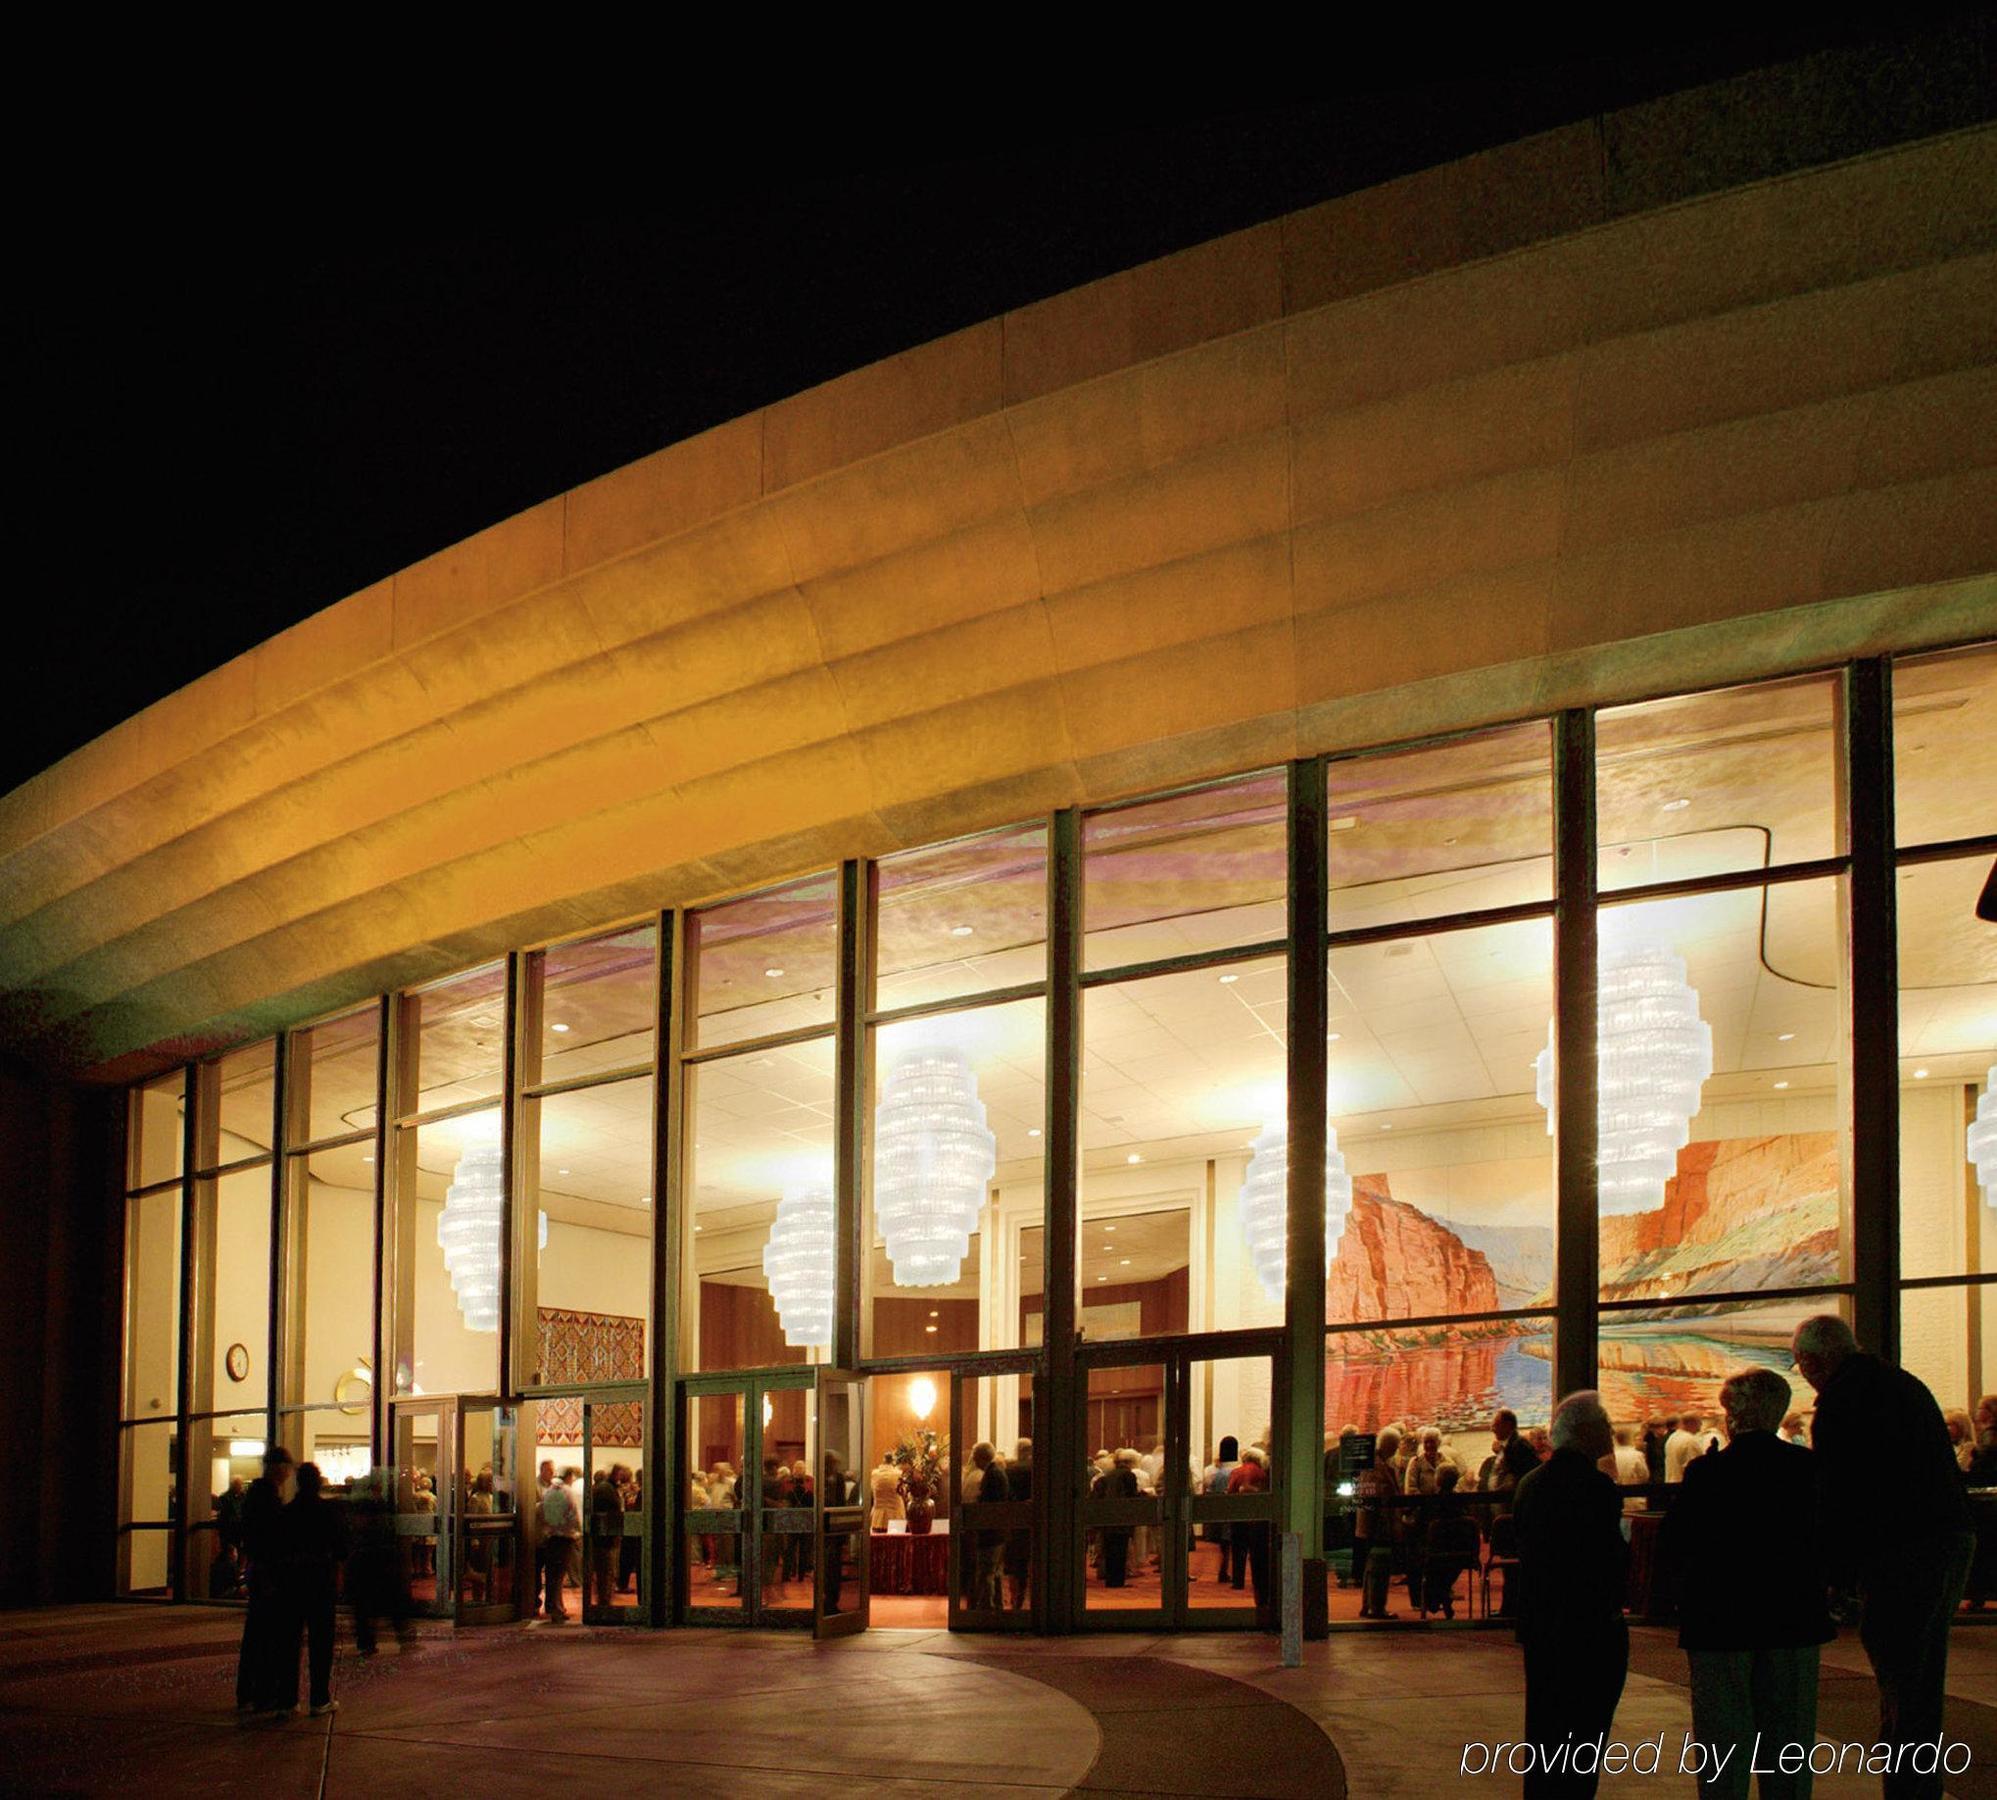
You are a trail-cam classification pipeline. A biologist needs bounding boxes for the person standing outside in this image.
[1794,1313,1974,1799]
[280,1463,349,1718]
[235,1447,295,1715]
[1513,1391,1628,1798]
[1657,1367,1832,1800]
[538,1463,583,1622]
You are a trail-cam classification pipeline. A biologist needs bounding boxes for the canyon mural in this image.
[1320,1134,1836,1433]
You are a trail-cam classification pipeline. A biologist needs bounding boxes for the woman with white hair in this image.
[1656,1365,1831,1800]
[1512,1391,1628,1798]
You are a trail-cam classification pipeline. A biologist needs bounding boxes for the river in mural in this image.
[1325,1305,1811,1435]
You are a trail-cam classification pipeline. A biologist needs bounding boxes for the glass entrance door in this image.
[391,1400,453,1618]
[678,1370,816,1625]
[1076,1343,1280,1630]
[578,1388,647,1623]
[456,1401,520,1623]
[814,1369,868,1640]
[949,1365,1038,1631]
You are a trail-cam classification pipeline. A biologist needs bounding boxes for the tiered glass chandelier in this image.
[1237,1120,1355,1304]
[1536,942,1713,1216]
[1970,1064,1997,1209]
[763,1180,835,1347]
[874,1046,996,1287]
[438,1140,547,1332]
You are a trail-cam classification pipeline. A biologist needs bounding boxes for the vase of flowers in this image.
[893,1427,948,1535]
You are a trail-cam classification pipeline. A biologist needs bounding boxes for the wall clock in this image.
[225,1342,250,1383]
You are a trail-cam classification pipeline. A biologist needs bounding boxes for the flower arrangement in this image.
[892,1426,948,1501]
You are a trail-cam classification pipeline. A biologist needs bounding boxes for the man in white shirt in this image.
[1603,1424,1651,1515]
[539,1466,583,1621]
[1666,1413,1715,1482]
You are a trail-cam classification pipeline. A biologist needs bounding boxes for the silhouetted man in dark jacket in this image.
[1658,1365,1833,1798]
[1795,1314,1973,1800]
[1514,1391,1628,1798]
[234,1447,294,1713]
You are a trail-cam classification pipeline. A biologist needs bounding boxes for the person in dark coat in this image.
[279,1462,349,1716]
[1094,1450,1140,1587]
[1004,1439,1033,1611]
[343,1467,410,1656]
[235,1447,295,1714]
[1422,1465,1481,1620]
[1512,1390,1628,1798]
[1794,1314,1975,1800]
[1657,1365,1833,1798]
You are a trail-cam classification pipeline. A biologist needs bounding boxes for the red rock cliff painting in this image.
[1327,1177,1501,1325]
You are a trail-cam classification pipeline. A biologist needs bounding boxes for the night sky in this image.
[11,18,1975,798]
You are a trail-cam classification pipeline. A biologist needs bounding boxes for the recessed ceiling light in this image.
[1097,1274,1109,1282]
[361,1155,375,1164]
[694,1224,703,1232]
[1327,1032,1341,1043]
[1028,1128,1042,1138]
[1219,973,1239,985]
[1126,1153,1142,1164]
[925,1324,938,1333]
[1773,1081,1790,1090]
[928,1309,939,1318]
[1914,1068,1929,1079]
[1119,1258,1131,1266]
[949,925,974,937]
[551,1022,570,1034]
[640,1196,651,1205]
[558,1168,569,1175]
[1778,1033,1796,1042]
[1661,798,1691,812]
[1104,1225,1116,1233]
[764,967,785,978]
[1329,816,1359,832]
[1380,1123,1393,1131]
[1442,837,1458,846]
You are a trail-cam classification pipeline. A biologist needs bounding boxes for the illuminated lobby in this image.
[3,66,1994,1669]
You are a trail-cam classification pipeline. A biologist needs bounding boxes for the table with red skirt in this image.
[870,1529,950,1595]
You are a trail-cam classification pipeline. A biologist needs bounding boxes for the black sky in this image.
[12,18,1980,797]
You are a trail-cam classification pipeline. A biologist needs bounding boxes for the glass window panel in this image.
[291,1006,381,1145]
[1084,959,1280,1335]
[119,1528,175,1599]
[406,962,507,1117]
[685,1042,834,1372]
[282,1144,377,1410]
[865,998,1046,1358]
[535,925,657,1081]
[523,1076,654,1387]
[210,1038,276,1165]
[129,1070,185,1189]
[192,1166,274,1414]
[688,874,837,1051]
[1188,1354,1277,1614]
[185,1412,278,1602]
[1325,1316,1553,1445]
[1083,770,1286,971]
[123,1185,181,1422]
[1324,918,1555,1325]
[1597,1297,1823,1433]
[398,1108,502,1396]
[1327,721,1552,930]
[1901,1284,1997,1430]
[120,1421,178,1529]
[1596,880,1846,1300]
[279,1407,375,1487]
[1597,674,1837,890]
[1898,856,1997,1279]
[875,824,1048,1011]
[1895,642,1997,849]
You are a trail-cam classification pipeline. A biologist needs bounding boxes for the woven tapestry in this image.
[535,1308,644,1446]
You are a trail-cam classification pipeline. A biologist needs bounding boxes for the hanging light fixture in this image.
[874,1045,995,1286]
[1536,942,1713,1216]
[1970,1064,1997,1208]
[1238,1120,1355,1305]
[437,1133,546,1332]
[763,1180,835,1347]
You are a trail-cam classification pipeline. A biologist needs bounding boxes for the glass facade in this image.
[111,648,1997,1630]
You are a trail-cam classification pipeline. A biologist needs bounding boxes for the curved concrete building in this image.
[3,45,1994,1630]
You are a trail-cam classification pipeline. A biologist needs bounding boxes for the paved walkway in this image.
[4,1607,1997,1796]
